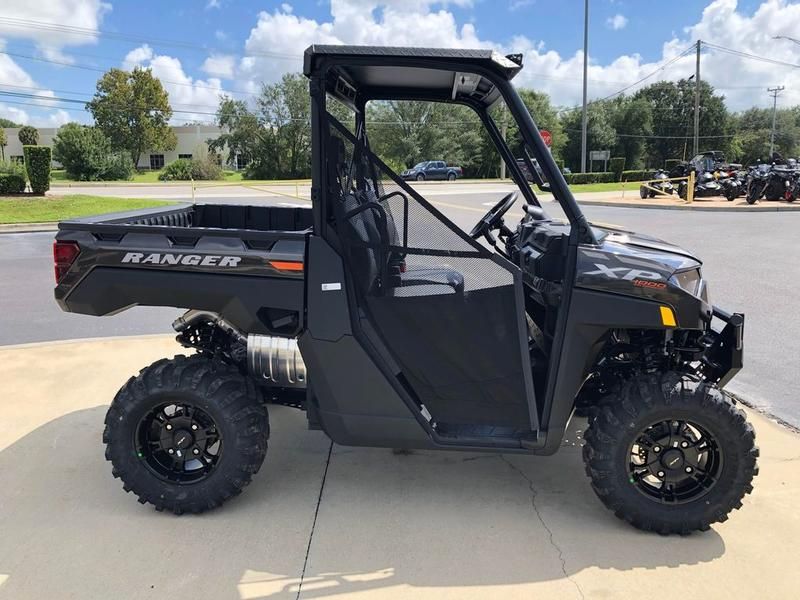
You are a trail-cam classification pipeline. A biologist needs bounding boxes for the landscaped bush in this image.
[23,146,51,194]
[0,173,26,194]
[609,157,626,181]
[620,169,653,182]
[52,123,133,181]
[158,156,223,181]
[564,172,615,185]
[0,160,26,193]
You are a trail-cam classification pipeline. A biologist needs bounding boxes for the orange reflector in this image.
[660,306,677,327]
[269,260,304,272]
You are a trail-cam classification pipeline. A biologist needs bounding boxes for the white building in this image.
[0,125,236,169]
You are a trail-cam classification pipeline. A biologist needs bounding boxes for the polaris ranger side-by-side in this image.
[53,46,757,533]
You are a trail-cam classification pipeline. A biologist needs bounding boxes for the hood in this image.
[591,223,700,264]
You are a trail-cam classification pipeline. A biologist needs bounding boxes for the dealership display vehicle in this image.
[53,46,757,534]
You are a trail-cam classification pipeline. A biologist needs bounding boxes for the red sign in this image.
[539,130,552,147]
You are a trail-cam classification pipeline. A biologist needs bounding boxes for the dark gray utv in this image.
[53,46,757,534]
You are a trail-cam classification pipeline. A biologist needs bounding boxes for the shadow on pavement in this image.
[0,406,725,600]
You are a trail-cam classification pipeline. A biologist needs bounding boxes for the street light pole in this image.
[580,0,589,173]
[773,35,800,47]
[768,86,785,156]
[693,40,701,157]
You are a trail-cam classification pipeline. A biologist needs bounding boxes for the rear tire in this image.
[447,172,456,181]
[677,182,688,200]
[639,186,648,199]
[583,373,758,534]
[103,355,269,514]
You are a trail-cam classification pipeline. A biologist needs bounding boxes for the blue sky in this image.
[1,0,800,126]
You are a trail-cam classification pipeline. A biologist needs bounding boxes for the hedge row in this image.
[23,145,51,195]
[0,173,26,194]
[620,170,653,182]
[564,172,616,184]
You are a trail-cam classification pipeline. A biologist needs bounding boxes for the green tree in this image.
[516,89,565,161]
[257,73,313,178]
[730,107,799,164]
[560,103,617,171]
[52,122,133,181]
[18,125,39,146]
[87,67,177,166]
[208,97,261,168]
[634,79,731,166]
[609,96,653,169]
[0,118,21,128]
[0,128,6,160]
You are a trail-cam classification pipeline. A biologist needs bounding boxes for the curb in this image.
[0,222,58,234]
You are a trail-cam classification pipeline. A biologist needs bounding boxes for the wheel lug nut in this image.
[165,424,173,431]
[657,471,665,478]
[193,448,200,455]
[681,441,689,448]
[191,424,198,431]
[653,446,661,453]
[685,466,693,473]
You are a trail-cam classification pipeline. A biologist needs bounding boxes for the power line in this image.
[599,43,698,101]
[0,16,297,60]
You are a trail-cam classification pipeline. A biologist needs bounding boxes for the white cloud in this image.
[47,109,72,127]
[201,55,236,79]
[237,0,800,111]
[0,0,110,60]
[206,0,221,9]
[121,45,228,123]
[509,0,535,11]
[0,104,29,125]
[607,14,628,30]
[123,44,154,70]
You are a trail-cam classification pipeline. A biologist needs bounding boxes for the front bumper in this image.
[706,305,745,388]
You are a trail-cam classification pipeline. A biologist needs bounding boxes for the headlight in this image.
[670,268,705,299]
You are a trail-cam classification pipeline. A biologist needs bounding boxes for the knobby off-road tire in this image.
[103,355,269,514]
[583,373,758,534]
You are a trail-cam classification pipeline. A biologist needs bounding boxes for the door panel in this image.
[326,118,536,430]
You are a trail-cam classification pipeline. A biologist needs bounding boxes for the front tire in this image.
[583,373,758,534]
[416,173,425,181]
[103,355,269,514]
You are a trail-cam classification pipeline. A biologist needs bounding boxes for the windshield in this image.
[412,162,428,170]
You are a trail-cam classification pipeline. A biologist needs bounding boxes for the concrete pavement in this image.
[1,336,799,599]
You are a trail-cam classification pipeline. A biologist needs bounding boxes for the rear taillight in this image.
[53,241,80,283]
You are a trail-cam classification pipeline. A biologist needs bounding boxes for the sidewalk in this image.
[1,335,799,599]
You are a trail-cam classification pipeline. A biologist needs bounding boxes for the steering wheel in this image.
[469,191,518,242]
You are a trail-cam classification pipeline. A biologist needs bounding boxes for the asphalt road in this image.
[2,188,798,425]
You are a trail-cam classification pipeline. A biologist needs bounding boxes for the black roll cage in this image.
[306,49,598,247]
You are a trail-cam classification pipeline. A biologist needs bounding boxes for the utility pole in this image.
[580,0,589,173]
[768,86,786,156]
[693,40,701,157]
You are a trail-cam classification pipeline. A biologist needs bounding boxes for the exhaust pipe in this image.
[173,310,306,389]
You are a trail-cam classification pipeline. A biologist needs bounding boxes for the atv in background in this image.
[746,163,798,204]
[678,170,723,200]
[639,169,674,198]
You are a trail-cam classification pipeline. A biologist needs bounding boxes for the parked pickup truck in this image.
[54,203,312,337]
[400,160,462,181]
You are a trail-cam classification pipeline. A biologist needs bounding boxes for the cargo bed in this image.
[54,203,313,336]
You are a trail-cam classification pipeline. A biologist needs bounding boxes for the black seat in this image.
[331,131,464,296]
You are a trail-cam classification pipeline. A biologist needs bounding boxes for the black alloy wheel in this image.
[136,401,222,484]
[627,419,721,505]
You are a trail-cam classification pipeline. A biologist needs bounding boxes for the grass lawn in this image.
[0,195,172,224]
[50,169,255,184]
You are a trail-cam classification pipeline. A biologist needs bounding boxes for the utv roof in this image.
[303,45,524,107]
